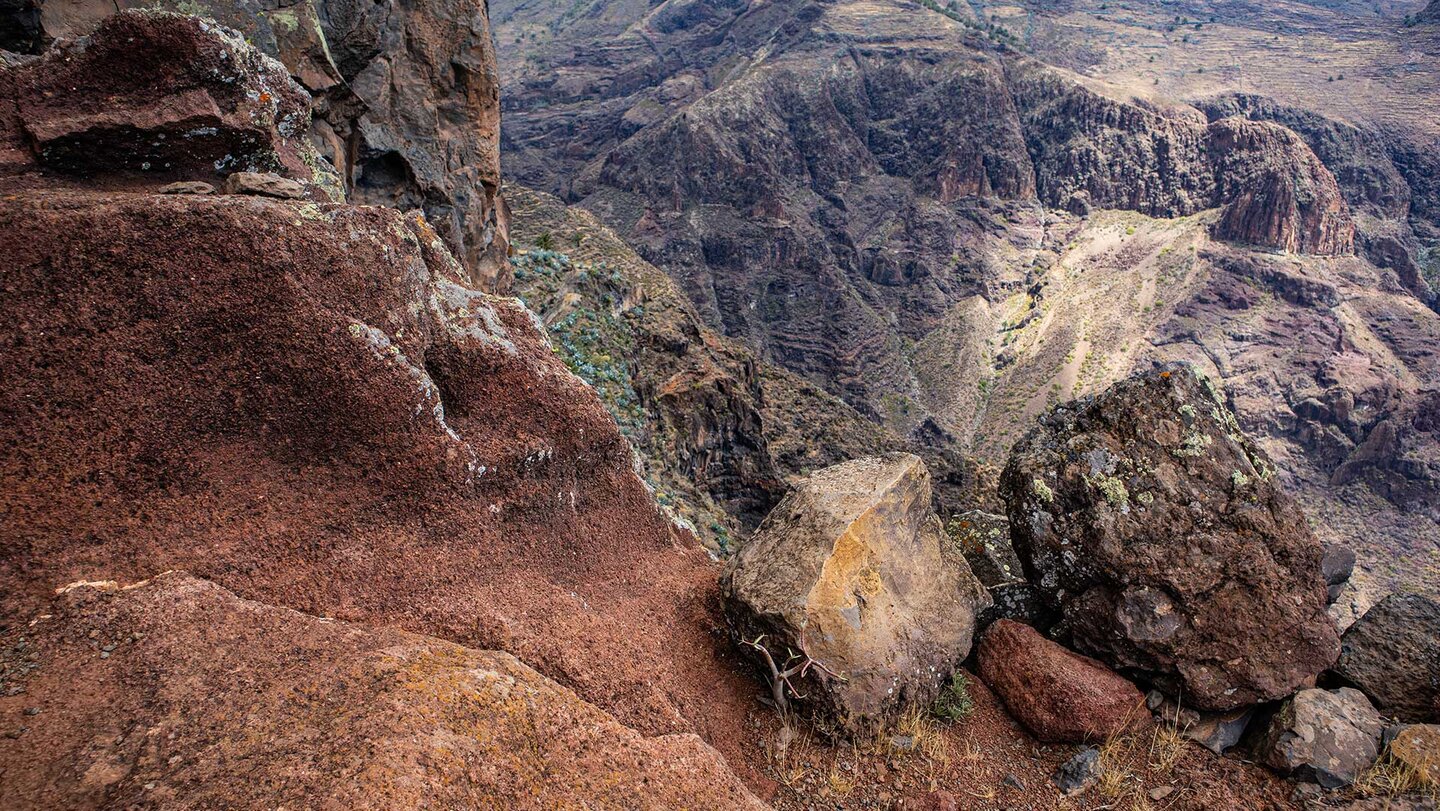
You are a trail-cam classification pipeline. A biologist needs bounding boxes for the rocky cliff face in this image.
[497,0,1360,436]
[1009,63,1215,217]
[2,11,340,196]
[504,184,995,547]
[7,0,509,288]
[1208,117,1355,255]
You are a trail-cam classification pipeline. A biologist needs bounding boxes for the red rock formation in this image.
[0,574,766,810]
[0,185,762,741]
[2,12,339,196]
[1209,117,1355,256]
[0,18,765,805]
[977,620,1148,744]
[11,0,509,288]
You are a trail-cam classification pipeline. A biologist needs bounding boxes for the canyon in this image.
[494,0,1440,603]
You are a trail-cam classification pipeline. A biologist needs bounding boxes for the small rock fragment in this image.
[1052,747,1102,796]
[223,172,306,200]
[158,181,216,195]
[1151,694,1254,754]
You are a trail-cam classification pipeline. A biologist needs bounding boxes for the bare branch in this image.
[740,626,846,719]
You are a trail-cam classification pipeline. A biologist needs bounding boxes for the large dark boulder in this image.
[721,454,989,737]
[1333,593,1440,723]
[1001,364,1340,711]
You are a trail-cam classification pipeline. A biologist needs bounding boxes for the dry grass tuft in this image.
[761,722,812,788]
[1095,720,1191,807]
[892,704,952,765]
[1353,751,1439,800]
[824,747,860,798]
[1148,722,1186,773]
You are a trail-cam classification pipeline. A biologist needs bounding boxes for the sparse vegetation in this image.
[931,673,974,722]
[1352,745,1440,800]
[1032,478,1055,503]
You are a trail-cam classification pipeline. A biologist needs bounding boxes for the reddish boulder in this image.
[1,11,340,197]
[978,619,1148,743]
[0,573,766,810]
[1001,364,1341,711]
[1209,117,1355,256]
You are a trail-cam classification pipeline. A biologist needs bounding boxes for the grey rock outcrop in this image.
[948,510,1022,588]
[1257,687,1384,788]
[1333,593,1440,723]
[1321,545,1357,605]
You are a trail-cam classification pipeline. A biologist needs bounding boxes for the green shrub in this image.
[932,673,974,723]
